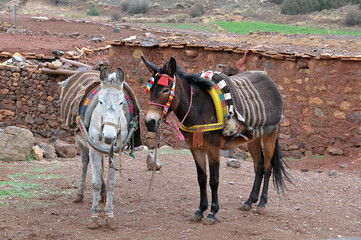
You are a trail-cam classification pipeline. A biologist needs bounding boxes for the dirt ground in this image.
[0,13,360,240]
[0,147,360,240]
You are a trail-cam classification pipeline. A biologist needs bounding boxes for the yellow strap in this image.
[180,87,224,132]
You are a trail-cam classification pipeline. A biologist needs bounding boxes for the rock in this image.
[328,170,338,177]
[54,139,78,158]
[0,126,34,161]
[39,142,56,159]
[300,168,308,172]
[146,153,162,171]
[221,149,234,158]
[226,159,241,168]
[231,151,247,160]
[326,146,343,155]
[32,146,44,160]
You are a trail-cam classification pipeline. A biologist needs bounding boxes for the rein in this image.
[111,128,160,213]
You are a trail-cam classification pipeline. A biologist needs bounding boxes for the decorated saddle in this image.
[200,70,283,138]
[59,70,142,147]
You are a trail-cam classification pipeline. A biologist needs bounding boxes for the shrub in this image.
[112,12,121,21]
[128,0,150,15]
[120,0,130,12]
[270,0,284,4]
[189,2,205,18]
[345,9,361,26]
[281,0,359,15]
[87,4,100,16]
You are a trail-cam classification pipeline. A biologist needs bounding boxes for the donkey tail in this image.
[271,138,293,194]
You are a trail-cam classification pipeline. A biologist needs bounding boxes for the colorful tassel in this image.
[193,129,203,147]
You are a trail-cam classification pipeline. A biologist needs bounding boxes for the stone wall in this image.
[108,45,360,158]
[0,45,360,158]
[0,66,71,139]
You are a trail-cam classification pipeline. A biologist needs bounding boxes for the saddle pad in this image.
[201,71,283,138]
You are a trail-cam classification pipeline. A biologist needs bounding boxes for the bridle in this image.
[145,73,193,140]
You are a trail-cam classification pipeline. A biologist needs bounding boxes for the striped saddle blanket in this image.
[59,70,142,146]
[201,71,283,138]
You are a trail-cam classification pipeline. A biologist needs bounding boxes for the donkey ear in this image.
[116,68,125,84]
[168,57,177,76]
[141,56,160,74]
[99,67,109,84]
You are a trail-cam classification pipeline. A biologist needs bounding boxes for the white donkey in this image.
[75,68,128,229]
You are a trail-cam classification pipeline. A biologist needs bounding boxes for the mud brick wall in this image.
[108,45,360,158]
[0,66,71,139]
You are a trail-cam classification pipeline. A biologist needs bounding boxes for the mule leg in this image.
[203,149,220,225]
[74,139,89,203]
[255,132,278,215]
[240,137,264,211]
[88,148,103,229]
[104,154,120,230]
[189,148,208,222]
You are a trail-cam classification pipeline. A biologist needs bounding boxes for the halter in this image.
[145,73,193,140]
[145,73,176,119]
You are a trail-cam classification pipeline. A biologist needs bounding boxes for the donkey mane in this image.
[160,62,212,90]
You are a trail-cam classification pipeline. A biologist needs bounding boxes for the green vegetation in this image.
[313,155,325,159]
[26,151,35,162]
[149,22,218,32]
[112,12,121,21]
[216,21,361,35]
[0,164,71,208]
[87,4,100,16]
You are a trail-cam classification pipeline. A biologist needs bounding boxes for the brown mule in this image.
[141,56,292,224]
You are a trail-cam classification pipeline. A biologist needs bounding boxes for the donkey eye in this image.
[119,101,123,106]
[99,101,103,105]
[163,88,170,94]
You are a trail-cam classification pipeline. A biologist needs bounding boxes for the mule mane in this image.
[160,63,212,90]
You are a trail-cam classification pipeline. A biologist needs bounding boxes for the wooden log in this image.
[40,67,78,75]
[60,58,92,68]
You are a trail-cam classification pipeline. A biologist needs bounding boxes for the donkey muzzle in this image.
[145,118,161,132]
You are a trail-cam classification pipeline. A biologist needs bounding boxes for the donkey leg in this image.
[190,149,208,222]
[88,149,103,229]
[255,132,278,215]
[240,138,264,211]
[203,150,220,225]
[100,155,106,203]
[74,140,89,203]
[104,154,120,230]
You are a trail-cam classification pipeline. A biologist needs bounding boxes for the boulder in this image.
[39,142,56,159]
[146,153,162,171]
[0,126,34,161]
[54,139,78,158]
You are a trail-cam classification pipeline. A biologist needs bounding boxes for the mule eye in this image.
[99,101,103,105]
[119,101,123,106]
[163,88,170,94]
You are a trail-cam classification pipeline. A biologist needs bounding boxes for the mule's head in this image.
[141,57,179,132]
[98,67,126,144]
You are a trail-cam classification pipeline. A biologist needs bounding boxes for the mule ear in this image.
[168,57,176,76]
[116,68,125,85]
[141,56,160,74]
[100,67,109,84]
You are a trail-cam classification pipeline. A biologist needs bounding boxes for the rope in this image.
[110,128,160,214]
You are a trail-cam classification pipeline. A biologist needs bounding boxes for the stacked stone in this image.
[0,65,70,138]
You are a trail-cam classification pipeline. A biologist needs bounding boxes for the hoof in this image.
[202,215,217,225]
[73,194,83,203]
[255,206,266,215]
[190,210,203,222]
[106,215,116,230]
[100,195,106,203]
[239,203,252,211]
[88,216,101,229]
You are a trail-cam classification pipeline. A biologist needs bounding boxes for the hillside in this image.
[1,0,360,32]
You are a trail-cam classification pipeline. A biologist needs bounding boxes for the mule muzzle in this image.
[145,118,161,132]
[104,136,116,145]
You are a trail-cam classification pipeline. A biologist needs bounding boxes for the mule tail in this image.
[271,138,293,195]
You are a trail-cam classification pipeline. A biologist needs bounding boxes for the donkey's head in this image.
[141,57,179,132]
[98,67,126,144]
